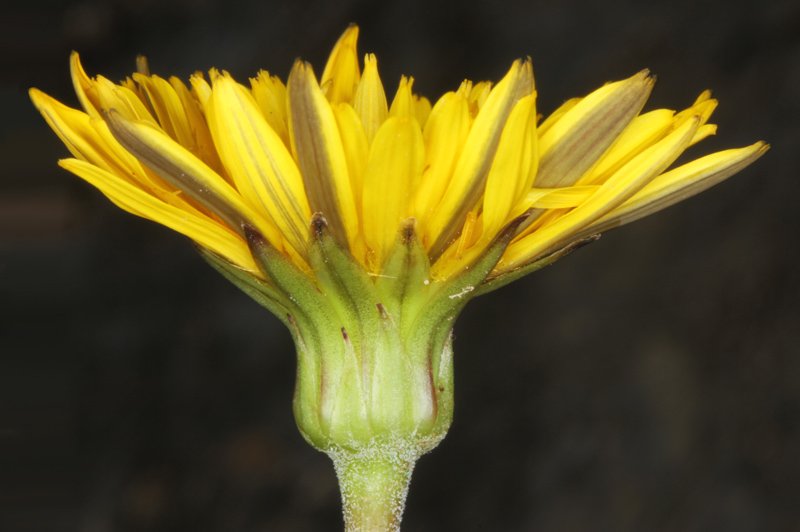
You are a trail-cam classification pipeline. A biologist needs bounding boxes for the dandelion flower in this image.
[31,25,766,531]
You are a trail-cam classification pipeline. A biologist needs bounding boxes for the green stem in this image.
[331,443,418,532]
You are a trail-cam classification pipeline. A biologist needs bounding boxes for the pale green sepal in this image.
[398,212,533,401]
[239,222,455,452]
[308,213,384,353]
[244,225,348,447]
[374,219,433,337]
[244,225,326,313]
[197,246,294,327]
[307,214,405,445]
[424,329,454,440]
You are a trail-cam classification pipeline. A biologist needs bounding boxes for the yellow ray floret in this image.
[288,61,359,247]
[31,26,766,287]
[353,53,388,142]
[321,25,361,104]
[424,59,534,257]
[208,74,311,256]
[361,116,425,269]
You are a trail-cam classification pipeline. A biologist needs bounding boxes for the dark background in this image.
[2,0,799,530]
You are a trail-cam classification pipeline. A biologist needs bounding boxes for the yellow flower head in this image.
[30,25,766,290]
[29,28,770,524]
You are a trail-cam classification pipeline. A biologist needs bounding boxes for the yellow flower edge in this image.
[30,25,767,287]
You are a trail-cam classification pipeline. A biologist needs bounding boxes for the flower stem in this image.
[331,442,418,531]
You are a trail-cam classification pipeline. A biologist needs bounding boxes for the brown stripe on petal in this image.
[104,109,250,234]
[535,70,654,188]
[288,61,355,245]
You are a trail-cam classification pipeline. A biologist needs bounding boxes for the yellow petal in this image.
[361,116,425,269]
[331,102,369,211]
[249,71,290,147]
[389,76,416,118]
[31,88,117,171]
[425,59,534,257]
[579,108,676,185]
[580,92,720,186]
[691,123,717,145]
[59,158,259,273]
[585,142,769,234]
[35,39,766,290]
[169,75,225,174]
[502,114,700,270]
[320,25,361,104]
[103,109,277,243]
[132,73,195,148]
[481,93,537,238]
[353,53,388,142]
[413,91,471,228]
[452,210,480,261]
[467,81,493,114]
[32,87,203,206]
[535,70,654,187]
[537,97,580,136]
[208,75,312,256]
[675,90,717,127]
[69,52,101,118]
[190,73,212,111]
[676,92,718,145]
[524,186,598,209]
[93,75,155,123]
[414,95,432,127]
[87,116,182,197]
[287,61,359,246]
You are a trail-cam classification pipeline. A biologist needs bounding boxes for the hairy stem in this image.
[331,442,418,531]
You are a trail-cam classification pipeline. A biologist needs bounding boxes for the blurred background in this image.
[1,0,799,530]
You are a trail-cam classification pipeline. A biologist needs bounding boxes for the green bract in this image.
[202,214,531,530]
[203,214,529,455]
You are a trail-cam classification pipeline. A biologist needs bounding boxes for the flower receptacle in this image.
[290,305,455,455]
